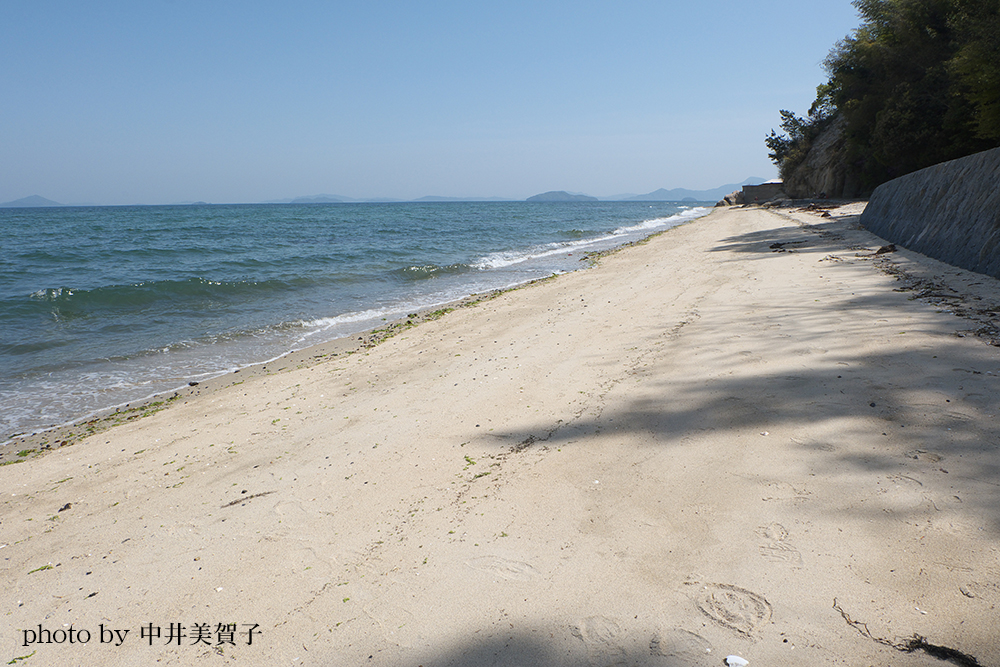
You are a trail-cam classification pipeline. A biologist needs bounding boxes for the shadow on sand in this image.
[480,218,1000,531]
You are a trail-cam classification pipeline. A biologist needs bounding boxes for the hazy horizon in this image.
[1,176,769,207]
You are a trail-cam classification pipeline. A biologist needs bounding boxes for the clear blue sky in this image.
[1,1,862,204]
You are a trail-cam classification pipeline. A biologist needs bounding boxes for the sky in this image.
[1,1,863,205]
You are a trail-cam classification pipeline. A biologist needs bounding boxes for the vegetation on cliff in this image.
[767,0,1000,196]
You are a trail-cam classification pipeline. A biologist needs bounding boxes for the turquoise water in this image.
[1,201,710,440]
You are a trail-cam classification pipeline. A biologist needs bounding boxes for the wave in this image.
[298,306,401,331]
[473,207,711,270]
[0,339,72,357]
[471,241,594,270]
[291,291,479,343]
[25,277,306,315]
[610,206,711,234]
[390,263,473,281]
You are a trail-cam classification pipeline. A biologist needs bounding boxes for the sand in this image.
[3,203,999,666]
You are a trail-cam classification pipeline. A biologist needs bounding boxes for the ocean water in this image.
[0,201,710,441]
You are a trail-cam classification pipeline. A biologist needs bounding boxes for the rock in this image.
[761,194,792,208]
[783,115,862,198]
[715,190,745,207]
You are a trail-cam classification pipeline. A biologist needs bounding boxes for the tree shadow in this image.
[400,622,720,667]
[707,218,873,259]
[390,215,999,667]
[478,220,1000,531]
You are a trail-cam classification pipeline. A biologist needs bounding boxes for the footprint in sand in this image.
[761,481,812,503]
[570,616,628,666]
[695,583,772,637]
[650,628,714,664]
[466,556,538,581]
[756,522,803,567]
[758,522,788,541]
[363,598,418,648]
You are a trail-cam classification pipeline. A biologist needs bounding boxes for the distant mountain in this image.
[0,195,62,208]
[414,195,514,202]
[526,191,599,202]
[259,194,355,204]
[290,194,354,204]
[526,179,770,202]
[625,178,767,202]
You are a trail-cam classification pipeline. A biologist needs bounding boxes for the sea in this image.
[0,201,711,442]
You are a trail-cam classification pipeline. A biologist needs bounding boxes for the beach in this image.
[3,203,999,665]
[0,201,710,444]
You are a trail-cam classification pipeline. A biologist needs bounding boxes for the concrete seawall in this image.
[860,147,1000,279]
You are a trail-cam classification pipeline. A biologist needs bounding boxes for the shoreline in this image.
[0,291,500,459]
[4,202,999,665]
[0,237,638,461]
[8,199,997,463]
[2,202,714,449]
[1,206,714,458]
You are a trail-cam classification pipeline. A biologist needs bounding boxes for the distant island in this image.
[526,191,599,202]
[289,195,353,204]
[0,195,62,208]
[1,178,771,208]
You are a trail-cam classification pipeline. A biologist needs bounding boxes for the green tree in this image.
[950,0,1000,140]
[767,0,1000,194]
[766,105,833,180]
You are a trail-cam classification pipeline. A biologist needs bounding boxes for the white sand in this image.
[3,204,999,666]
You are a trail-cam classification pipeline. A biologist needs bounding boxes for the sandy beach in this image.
[3,203,999,666]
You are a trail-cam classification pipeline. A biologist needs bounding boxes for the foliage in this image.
[765,95,835,180]
[950,0,1000,140]
[767,0,1000,194]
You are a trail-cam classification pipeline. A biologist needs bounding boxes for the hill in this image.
[526,191,599,202]
[0,195,62,208]
[289,195,354,204]
[626,178,766,202]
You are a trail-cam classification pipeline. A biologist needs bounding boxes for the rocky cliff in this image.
[860,147,1000,279]
[781,116,860,199]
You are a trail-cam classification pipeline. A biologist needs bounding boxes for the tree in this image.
[950,0,1000,140]
[766,98,835,181]
[767,0,1000,195]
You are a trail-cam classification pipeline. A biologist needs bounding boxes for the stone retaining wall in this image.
[860,147,1000,278]
[742,182,786,203]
